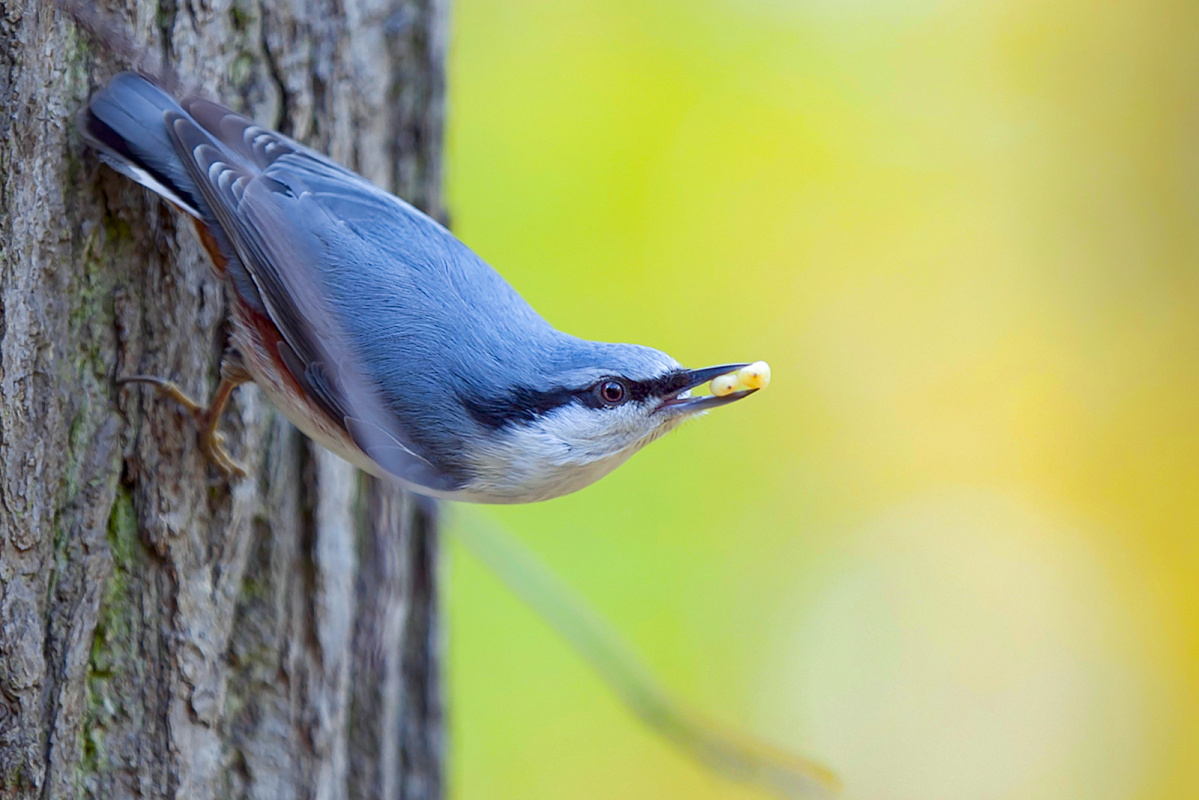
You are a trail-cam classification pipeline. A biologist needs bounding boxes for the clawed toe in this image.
[118,371,249,479]
[200,429,247,478]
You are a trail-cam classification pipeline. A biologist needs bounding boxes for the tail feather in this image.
[81,73,204,218]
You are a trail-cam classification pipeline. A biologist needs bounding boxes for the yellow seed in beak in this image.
[710,373,741,397]
[736,361,771,390]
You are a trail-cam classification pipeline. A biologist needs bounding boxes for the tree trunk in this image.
[0,1,446,797]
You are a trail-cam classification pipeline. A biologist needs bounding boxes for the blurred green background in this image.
[442,0,1199,798]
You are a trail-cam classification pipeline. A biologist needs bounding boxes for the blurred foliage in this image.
[443,0,1199,798]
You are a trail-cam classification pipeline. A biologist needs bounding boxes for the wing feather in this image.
[163,109,462,494]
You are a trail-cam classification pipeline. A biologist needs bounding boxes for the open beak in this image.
[658,363,758,413]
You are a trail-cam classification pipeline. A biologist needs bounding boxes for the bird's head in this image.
[457,342,762,503]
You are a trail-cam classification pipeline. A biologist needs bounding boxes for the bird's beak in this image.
[658,363,758,413]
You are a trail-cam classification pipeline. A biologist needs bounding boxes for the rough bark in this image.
[0,0,446,797]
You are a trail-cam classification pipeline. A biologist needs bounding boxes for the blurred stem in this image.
[451,508,841,799]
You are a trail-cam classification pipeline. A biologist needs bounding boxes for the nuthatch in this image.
[84,73,766,503]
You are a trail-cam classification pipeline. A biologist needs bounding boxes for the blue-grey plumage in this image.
[83,72,760,502]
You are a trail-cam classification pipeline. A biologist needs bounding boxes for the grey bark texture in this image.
[0,0,446,797]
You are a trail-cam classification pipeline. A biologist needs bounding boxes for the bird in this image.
[82,72,764,503]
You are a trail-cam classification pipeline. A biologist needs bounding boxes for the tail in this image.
[80,73,205,218]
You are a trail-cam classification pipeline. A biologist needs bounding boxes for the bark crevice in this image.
[0,1,445,797]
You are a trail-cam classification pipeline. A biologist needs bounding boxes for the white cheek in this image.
[464,404,676,502]
[532,405,646,457]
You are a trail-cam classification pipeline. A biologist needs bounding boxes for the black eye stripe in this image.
[584,371,692,405]
[461,370,692,430]
[462,386,575,430]
[628,370,692,401]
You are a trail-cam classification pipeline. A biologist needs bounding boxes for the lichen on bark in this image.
[0,1,446,798]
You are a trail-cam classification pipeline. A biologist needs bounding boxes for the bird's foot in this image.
[117,374,248,478]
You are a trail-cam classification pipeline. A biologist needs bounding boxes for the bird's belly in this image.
[461,439,640,504]
[227,303,392,480]
[228,301,481,499]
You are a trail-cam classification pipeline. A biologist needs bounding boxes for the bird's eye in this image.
[597,380,627,406]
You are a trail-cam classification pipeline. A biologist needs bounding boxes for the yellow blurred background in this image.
[443,0,1199,798]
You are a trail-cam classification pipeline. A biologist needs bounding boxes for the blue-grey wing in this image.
[181,95,360,176]
[162,109,466,494]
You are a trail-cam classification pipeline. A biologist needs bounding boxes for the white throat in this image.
[462,404,684,503]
